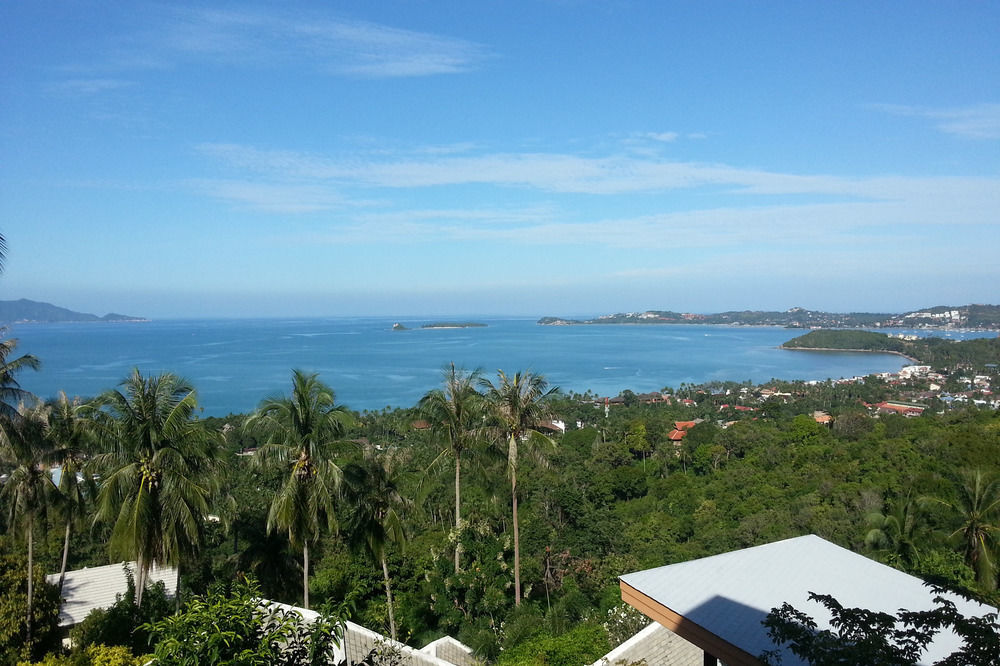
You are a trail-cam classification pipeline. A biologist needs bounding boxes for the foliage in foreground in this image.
[762,589,1000,665]
[17,645,149,666]
[145,578,343,666]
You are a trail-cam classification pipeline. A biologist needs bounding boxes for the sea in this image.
[6,317,993,417]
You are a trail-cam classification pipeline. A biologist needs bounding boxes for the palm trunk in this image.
[512,464,521,607]
[175,563,182,613]
[58,520,71,592]
[454,452,461,574]
[26,517,34,648]
[381,554,397,641]
[135,556,147,609]
[302,540,310,610]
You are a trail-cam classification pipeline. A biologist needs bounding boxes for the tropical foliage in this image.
[88,370,223,607]
[2,344,1000,664]
[247,369,354,609]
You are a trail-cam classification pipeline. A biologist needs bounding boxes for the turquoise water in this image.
[4,318,976,416]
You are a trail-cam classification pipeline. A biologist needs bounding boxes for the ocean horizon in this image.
[8,317,989,417]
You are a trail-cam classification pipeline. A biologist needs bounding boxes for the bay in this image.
[5,317,967,416]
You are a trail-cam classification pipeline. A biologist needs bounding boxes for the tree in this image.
[247,369,353,609]
[925,469,1000,591]
[419,363,482,573]
[0,536,60,664]
[763,589,1000,665]
[89,370,223,607]
[47,392,97,592]
[0,332,40,426]
[866,492,924,567]
[341,449,409,641]
[146,577,345,666]
[481,370,558,606]
[0,404,55,650]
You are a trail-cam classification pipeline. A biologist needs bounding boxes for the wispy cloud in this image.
[196,140,1000,208]
[873,102,1000,139]
[152,8,488,78]
[191,180,352,213]
[45,78,135,96]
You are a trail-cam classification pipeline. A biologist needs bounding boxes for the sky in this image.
[2,1,998,319]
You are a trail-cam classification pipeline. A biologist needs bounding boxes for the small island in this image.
[391,323,409,331]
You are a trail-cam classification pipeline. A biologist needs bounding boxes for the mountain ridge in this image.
[0,298,147,324]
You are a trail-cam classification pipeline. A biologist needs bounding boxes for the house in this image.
[45,561,178,637]
[812,411,832,425]
[619,534,998,665]
[271,602,481,665]
[51,565,480,665]
[874,401,926,417]
[667,420,702,443]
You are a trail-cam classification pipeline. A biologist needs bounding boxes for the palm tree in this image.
[419,363,483,573]
[47,392,98,591]
[341,448,409,641]
[0,402,56,647]
[865,493,923,566]
[0,331,41,426]
[247,369,353,609]
[89,369,222,607]
[926,469,1000,590]
[481,370,558,606]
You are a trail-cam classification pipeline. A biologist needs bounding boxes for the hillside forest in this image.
[1,332,1000,665]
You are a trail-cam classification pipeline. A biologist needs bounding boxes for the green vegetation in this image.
[763,589,999,665]
[2,318,1000,663]
[782,329,1000,368]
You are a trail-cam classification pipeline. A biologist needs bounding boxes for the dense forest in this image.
[782,329,1000,367]
[1,330,999,664]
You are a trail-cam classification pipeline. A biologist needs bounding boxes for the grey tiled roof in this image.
[620,534,997,665]
[46,561,177,627]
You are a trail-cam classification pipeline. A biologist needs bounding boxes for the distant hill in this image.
[0,299,147,324]
[781,329,1000,368]
[539,304,1000,330]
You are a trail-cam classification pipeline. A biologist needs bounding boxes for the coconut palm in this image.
[0,331,40,427]
[341,448,409,641]
[481,369,558,606]
[47,392,98,591]
[419,363,483,573]
[0,402,56,647]
[925,469,1000,590]
[247,369,353,609]
[89,369,223,607]
[865,493,923,566]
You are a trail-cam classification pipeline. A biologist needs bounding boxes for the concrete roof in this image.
[46,562,177,627]
[620,534,997,665]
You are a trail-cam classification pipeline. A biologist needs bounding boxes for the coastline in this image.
[780,346,920,363]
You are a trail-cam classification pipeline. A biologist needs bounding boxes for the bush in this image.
[145,577,343,665]
[70,570,170,655]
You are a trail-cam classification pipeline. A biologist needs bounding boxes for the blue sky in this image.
[2,1,998,318]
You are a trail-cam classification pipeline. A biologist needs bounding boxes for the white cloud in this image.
[196,141,1000,214]
[155,8,488,78]
[192,180,349,213]
[45,78,134,96]
[873,102,1000,139]
[645,131,679,143]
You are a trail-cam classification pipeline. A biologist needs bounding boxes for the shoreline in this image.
[780,346,920,363]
